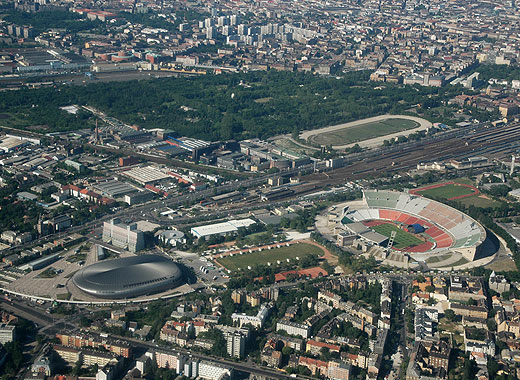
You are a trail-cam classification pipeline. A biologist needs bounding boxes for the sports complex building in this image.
[339,190,488,263]
[71,255,184,299]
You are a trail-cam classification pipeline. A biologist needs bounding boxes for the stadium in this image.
[339,190,490,265]
[71,255,184,299]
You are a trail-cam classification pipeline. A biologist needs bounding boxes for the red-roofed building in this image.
[192,321,209,336]
[190,182,207,191]
[145,184,168,197]
[306,340,340,355]
[100,197,115,206]
[79,189,101,203]
[62,184,82,197]
[255,266,327,283]
[167,172,190,185]
[298,356,328,376]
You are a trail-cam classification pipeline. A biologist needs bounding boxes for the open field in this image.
[458,195,503,209]
[307,117,419,146]
[215,243,324,271]
[371,223,424,249]
[437,257,469,267]
[272,137,318,155]
[485,255,518,272]
[417,183,477,199]
[410,180,504,208]
[300,114,431,149]
[425,254,453,264]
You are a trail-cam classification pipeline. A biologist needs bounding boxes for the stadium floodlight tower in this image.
[387,230,397,250]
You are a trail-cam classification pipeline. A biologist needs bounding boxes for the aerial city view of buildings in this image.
[1,0,520,380]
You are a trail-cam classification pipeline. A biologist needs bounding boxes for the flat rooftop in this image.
[122,166,170,184]
[191,218,256,238]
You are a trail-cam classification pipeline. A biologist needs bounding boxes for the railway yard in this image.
[302,121,520,187]
[149,121,520,219]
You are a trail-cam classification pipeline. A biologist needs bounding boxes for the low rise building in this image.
[231,304,271,328]
[198,360,233,380]
[306,339,340,355]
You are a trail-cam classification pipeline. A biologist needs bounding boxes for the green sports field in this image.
[216,243,324,271]
[308,118,419,146]
[417,184,476,199]
[371,223,424,249]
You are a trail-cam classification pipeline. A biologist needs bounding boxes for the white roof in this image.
[122,166,169,184]
[191,218,256,238]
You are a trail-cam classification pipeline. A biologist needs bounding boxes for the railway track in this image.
[303,122,520,186]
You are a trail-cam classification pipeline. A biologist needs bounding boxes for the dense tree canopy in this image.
[0,70,464,141]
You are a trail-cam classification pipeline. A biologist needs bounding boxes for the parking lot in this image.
[5,242,88,300]
[170,250,228,287]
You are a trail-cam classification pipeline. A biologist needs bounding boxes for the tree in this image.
[72,359,83,376]
[462,356,478,380]
[444,309,456,322]
[415,274,426,283]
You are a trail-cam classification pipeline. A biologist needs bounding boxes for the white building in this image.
[122,166,169,185]
[276,320,311,339]
[191,219,256,240]
[102,218,145,252]
[198,360,233,380]
[0,324,15,344]
[225,332,245,358]
[231,304,271,328]
[155,350,185,372]
[158,230,186,247]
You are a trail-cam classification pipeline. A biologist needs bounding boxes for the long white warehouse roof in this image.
[191,218,256,238]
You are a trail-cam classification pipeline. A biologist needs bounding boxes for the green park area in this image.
[216,243,323,272]
[308,118,419,146]
[371,223,424,249]
[425,254,453,265]
[0,69,462,141]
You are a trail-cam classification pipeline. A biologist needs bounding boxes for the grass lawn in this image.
[254,97,273,103]
[216,243,324,271]
[273,137,317,155]
[485,256,518,272]
[438,317,462,334]
[438,317,464,348]
[37,268,59,278]
[438,256,469,268]
[371,223,424,249]
[458,195,503,209]
[425,254,453,264]
[417,184,476,199]
[66,253,87,263]
[309,118,419,145]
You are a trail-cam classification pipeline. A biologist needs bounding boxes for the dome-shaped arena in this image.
[72,255,183,299]
[341,190,487,261]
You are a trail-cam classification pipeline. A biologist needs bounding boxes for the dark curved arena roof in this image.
[72,255,183,299]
